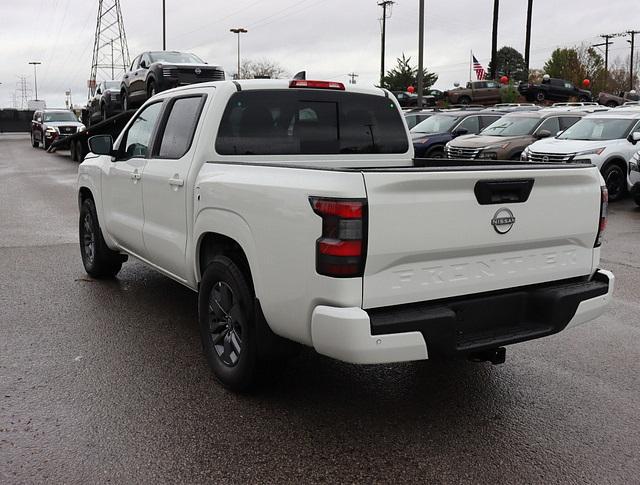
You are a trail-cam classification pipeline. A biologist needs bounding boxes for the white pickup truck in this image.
[78,79,614,391]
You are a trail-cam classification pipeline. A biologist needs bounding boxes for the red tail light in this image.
[310,197,367,277]
[289,80,345,90]
[595,185,608,247]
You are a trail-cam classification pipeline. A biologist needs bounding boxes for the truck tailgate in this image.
[361,166,601,309]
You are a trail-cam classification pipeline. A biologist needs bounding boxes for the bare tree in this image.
[239,59,288,79]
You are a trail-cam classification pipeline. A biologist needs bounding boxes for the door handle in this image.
[168,176,184,187]
[130,170,141,181]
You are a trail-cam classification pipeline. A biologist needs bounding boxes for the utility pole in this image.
[524,0,533,77]
[490,0,499,79]
[348,72,359,84]
[628,30,639,91]
[28,61,41,101]
[162,0,166,50]
[416,0,425,106]
[593,34,615,92]
[378,1,394,86]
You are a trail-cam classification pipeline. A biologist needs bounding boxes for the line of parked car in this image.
[404,103,640,204]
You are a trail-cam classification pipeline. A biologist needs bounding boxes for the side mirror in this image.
[452,128,469,137]
[536,129,552,139]
[556,130,564,137]
[139,59,147,69]
[88,135,114,156]
[628,131,640,144]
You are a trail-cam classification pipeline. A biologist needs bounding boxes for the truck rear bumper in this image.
[310,270,613,364]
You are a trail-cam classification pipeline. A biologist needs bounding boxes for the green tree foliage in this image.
[543,45,604,91]
[489,46,526,81]
[381,54,438,91]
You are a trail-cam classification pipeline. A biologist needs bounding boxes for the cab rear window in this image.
[215,90,408,155]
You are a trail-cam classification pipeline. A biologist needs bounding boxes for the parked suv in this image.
[598,90,639,107]
[87,80,123,125]
[403,108,435,129]
[411,110,503,158]
[519,77,592,103]
[445,110,583,160]
[522,110,640,200]
[628,149,640,206]
[120,51,224,110]
[31,109,85,150]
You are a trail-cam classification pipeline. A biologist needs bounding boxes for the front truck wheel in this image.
[79,198,124,278]
[199,256,258,391]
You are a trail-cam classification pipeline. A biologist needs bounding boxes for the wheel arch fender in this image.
[193,208,262,300]
[601,156,627,173]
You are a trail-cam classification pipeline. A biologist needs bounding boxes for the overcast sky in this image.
[0,0,637,108]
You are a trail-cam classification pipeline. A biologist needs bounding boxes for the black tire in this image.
[31,132,39,148]
[458,96,471,105]
[69,140,77,161]
[602,163,627,202]
[536,91,545,102]
[426,146,445,158]
[121,90,129,111]
[76,140,85,162]
[43,137,51,151]
[199,255,258,392]
[79,198,123,278]
[634,195,640,207]
[147,80,156,99]
[101,104,108,121]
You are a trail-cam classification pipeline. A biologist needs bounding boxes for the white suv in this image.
[522,110,640,201]
[629,149,640,205]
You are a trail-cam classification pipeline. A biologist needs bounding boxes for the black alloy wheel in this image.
[536,92,545,102]
[81,211,96,267]
[199,255,257,391]
[208,281,245,367]
[603,164,626,201]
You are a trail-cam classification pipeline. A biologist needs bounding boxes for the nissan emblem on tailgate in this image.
[195,68,202,75]
[491,208,516,234]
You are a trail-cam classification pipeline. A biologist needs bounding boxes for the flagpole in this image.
[469,50,472,82]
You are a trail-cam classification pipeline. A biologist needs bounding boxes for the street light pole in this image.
[230,28,248,79]
[162,0,166,50]
[416,0,425,106]
[29,61,42,101]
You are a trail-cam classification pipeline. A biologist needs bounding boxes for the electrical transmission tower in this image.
[15,76,32,110]
[88,0,130,98]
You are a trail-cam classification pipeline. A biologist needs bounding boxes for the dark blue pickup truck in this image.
[411,110,503,157]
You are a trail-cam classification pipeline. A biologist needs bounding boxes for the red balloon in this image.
[582,79,591,88]
[407,85,415,93]
[499,75,509,85]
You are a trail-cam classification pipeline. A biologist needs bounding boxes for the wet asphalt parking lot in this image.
[1,133,639,484]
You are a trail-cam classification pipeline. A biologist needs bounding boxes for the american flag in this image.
[472,55,486,80]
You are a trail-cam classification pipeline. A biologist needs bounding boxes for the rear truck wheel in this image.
[426,146,445,158]
[121,90,129,111]
[536,91,545,102]
[69,140,77,161]
[459,96,471,105]
[602,163,626,202]
[76,140,85,161]
[199,255,258,392]
[147,80,156,99]
[31,132,39,148]
[79,198,124,278]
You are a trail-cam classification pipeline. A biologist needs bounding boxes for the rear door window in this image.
[215,90,408,155]
[559,116,581,131]
[156,96,205,159]
[537,117,560,134]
